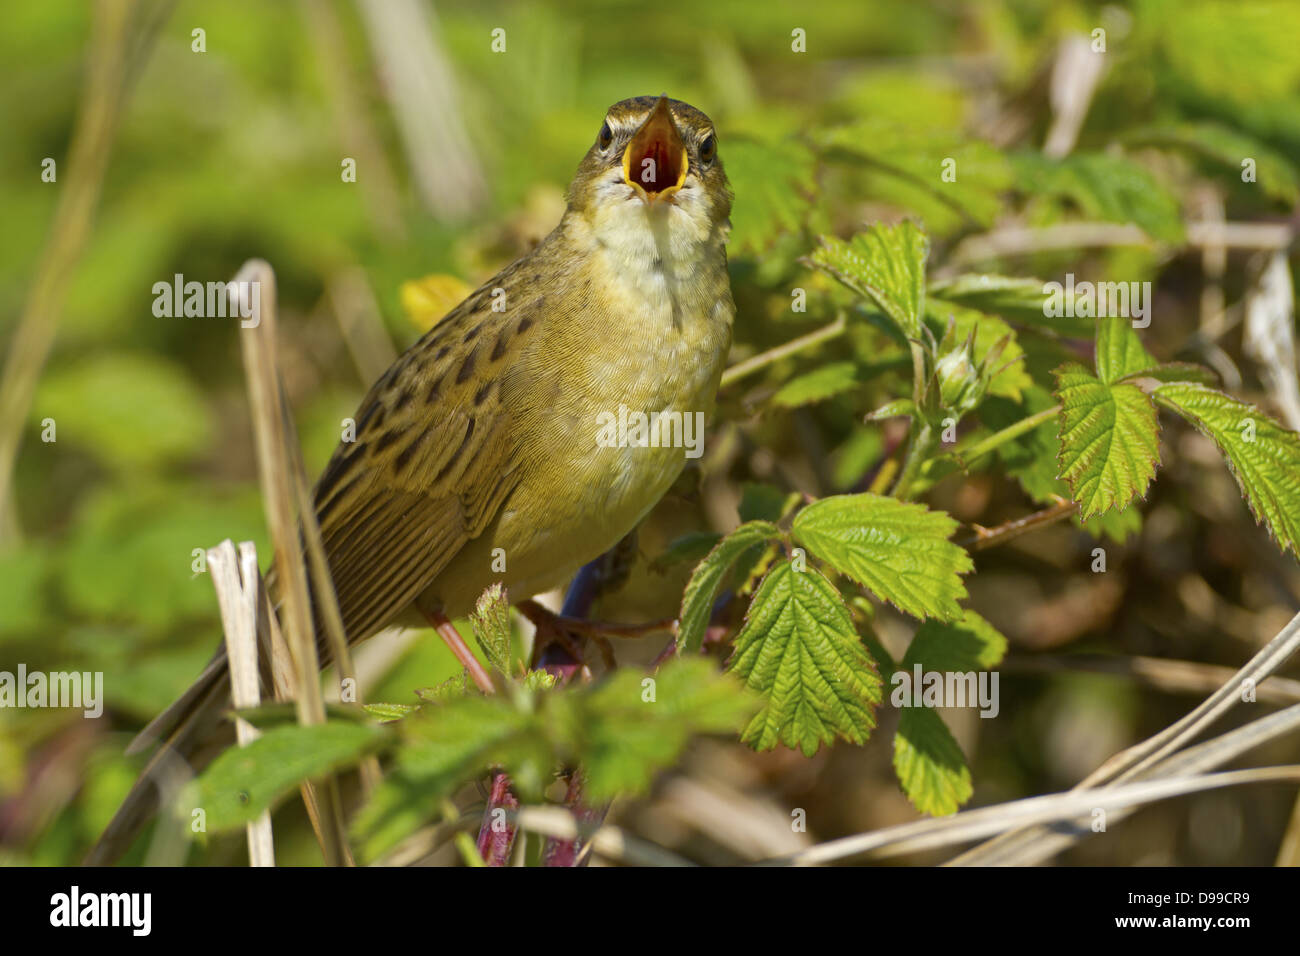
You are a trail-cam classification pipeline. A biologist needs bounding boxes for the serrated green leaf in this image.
[810,221,929,339]
[930,276,1095,338]
[1053,364,1160,519]
[894,707,971,817]
[469,583,512,674]
[891,610,1005,815]
[1154,382,1300,556]
[902,609,1008,672]
[677,521,781,654]
[363,702,419,722]
[792,493,972,621]
[1117,362,1219,387]
[1095,316,1157,383]
[192,721,387,832]
[580,658,756,800]
[727,562,882,756]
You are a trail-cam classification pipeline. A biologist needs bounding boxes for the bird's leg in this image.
[519,599,591,674]
[417,604,495,694]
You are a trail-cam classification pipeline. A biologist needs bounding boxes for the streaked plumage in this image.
[89,95,733,863]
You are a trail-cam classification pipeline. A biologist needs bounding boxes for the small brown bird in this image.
[89,95,734,863]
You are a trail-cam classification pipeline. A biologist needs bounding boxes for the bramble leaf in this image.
[353,660,753,860]
[727,562,882,756]
[771,361,864,408]
[192,721,388,831]
[810,221,929,339]
[1095,316,1157,384]
[580,659,756,800]
[892,610,1006,816]
[677,521,781,654]
[1153,382,1300,556]
[469,583,512,675]
[792,493,972,621]
[1053,364,1160,519]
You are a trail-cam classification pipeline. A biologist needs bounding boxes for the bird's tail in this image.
[84,649,234,865]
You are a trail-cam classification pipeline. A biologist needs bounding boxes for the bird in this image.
[88,95,735,864]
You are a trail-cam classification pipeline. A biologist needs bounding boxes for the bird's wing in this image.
[311,261,545,644]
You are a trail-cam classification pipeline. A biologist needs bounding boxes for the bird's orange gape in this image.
[622,95,688,201]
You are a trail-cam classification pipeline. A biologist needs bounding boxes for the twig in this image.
[947,220,1295,266]
[956,497,1077,551]
[719,314,846,389]
[950,608,1300,865]
[235,259,352,866]
[765,766,1300,866]
[207,541,275,866]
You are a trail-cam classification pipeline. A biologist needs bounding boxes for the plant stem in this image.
[954,404,1061,468]
[891,420,936,501]
[719,313,846,389]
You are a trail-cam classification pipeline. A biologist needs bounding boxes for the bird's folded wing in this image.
[311,286,534,644]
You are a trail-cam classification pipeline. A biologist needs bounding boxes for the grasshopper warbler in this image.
[90,95,734,863]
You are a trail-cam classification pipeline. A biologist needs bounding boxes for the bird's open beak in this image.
[622,95,688,203]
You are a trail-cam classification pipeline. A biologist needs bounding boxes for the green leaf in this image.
[810,221,929,339]
[677,521,781,654]
[1154,382,1300,556]
[770,361,864,408]
[1124,122,1300,204]
[894,709,971,817]
[469,583,512,675]
[1116,363,1219,387]
[363,702,419,722]
[1095,316,1157,384]
[580,658,756,800]
[354,695,542,860]
[1012,151,1184,242]
[792,493,972,621]
[1053,364,1160,519]
[354,661,753,860]
[930,275,1096,338]
[902,609,1008,672]
[192,721,387,831]
[727,562,882,756]
[892,610,1006,816]
[723,137,816,254]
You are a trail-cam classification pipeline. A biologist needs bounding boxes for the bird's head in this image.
[565,95,732,255]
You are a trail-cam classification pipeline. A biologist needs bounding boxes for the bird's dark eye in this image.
[597,121,614,151]
[699,132,717,166]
